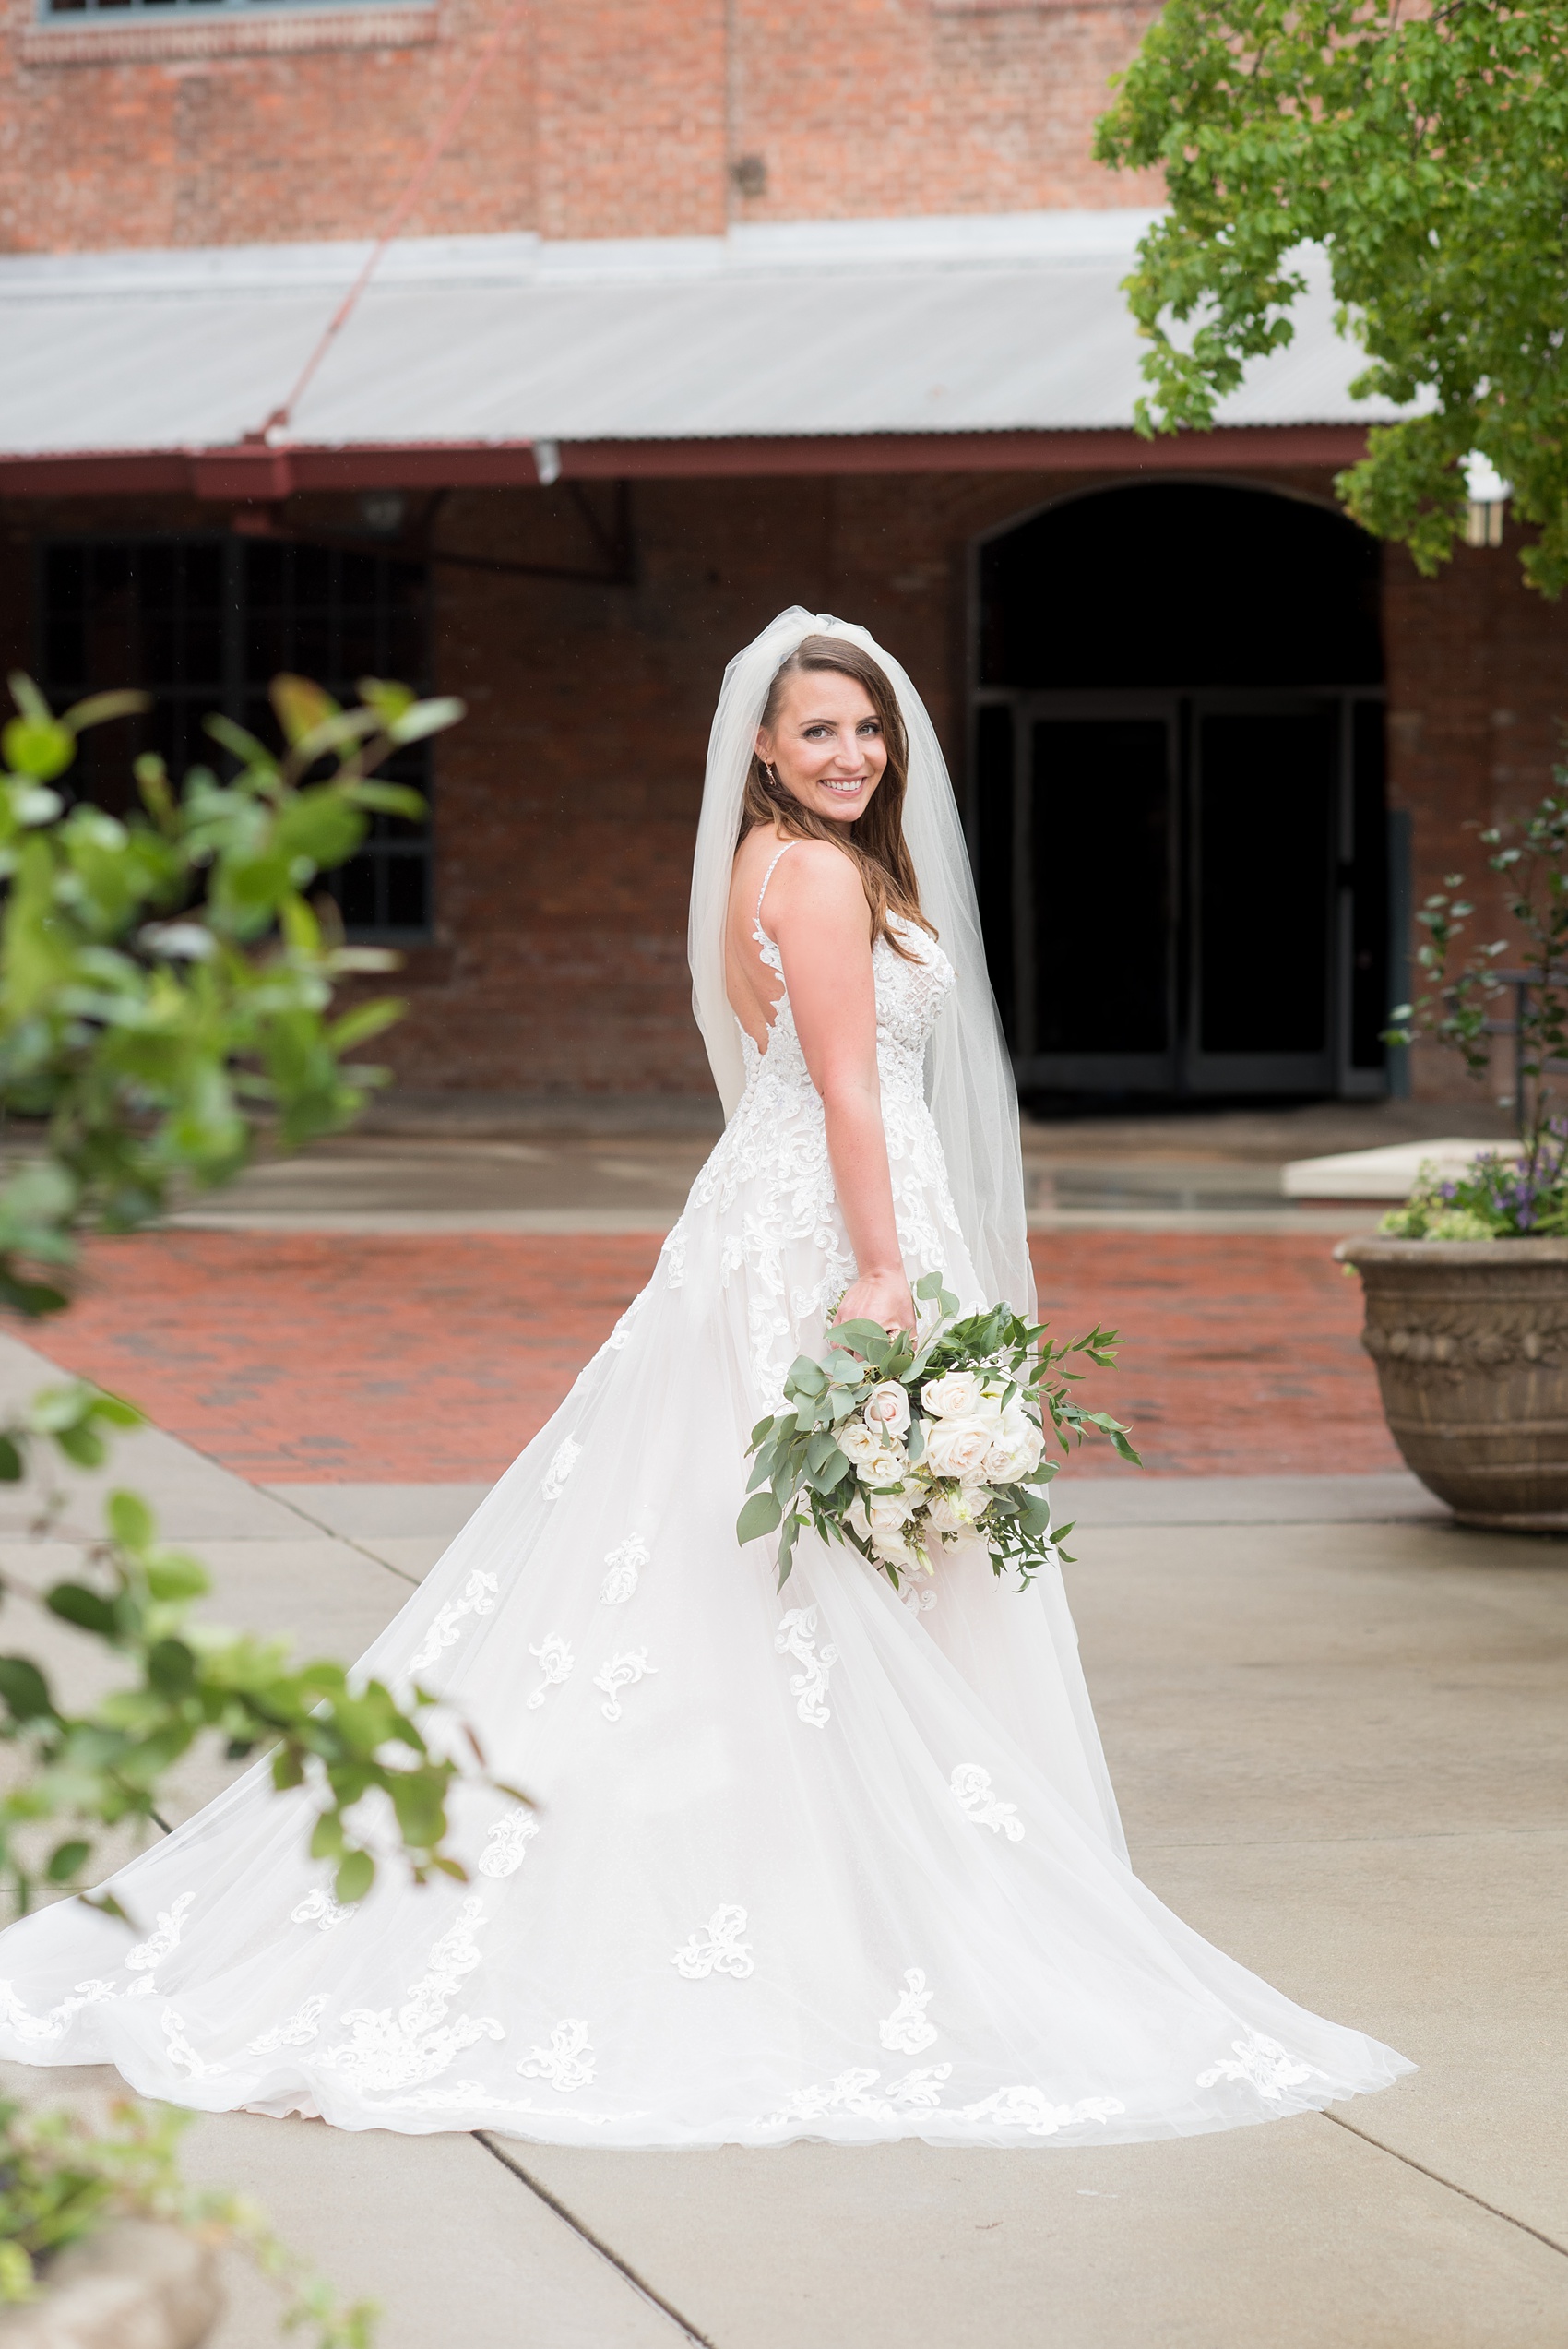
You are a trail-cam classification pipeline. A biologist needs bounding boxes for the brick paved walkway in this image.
[34,1229,1398,1482]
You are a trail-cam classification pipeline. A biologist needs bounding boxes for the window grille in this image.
[38,536,434,941]
[43,0,379,17]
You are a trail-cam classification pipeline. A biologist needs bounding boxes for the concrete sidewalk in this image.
[144,1095,1513,1238]
[0,1330,1563,2346]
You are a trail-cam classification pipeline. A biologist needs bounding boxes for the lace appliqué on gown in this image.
[0,1973,152,2045]
[671,1906,754,1980]
[248,1997,330,2057]
[599,1535,648,1605]
[593,1650,657,1723]
[315,1899,504,2096]
[291,1885,358,1932]
[1,1888,199,2047]
[775,1606,837,1726]
[409,1571,499,1675]
[527,1635,574,1710]
[478,1809,540,1878]
[1197,2031,1319,2102]
[541,1437,582,1501]
[879,1968,937,2054]
[517,2020,595,2093]
[950,1764,1025,1842]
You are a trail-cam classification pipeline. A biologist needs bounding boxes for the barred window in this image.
[43,0,384,16]
[38,536,434,941]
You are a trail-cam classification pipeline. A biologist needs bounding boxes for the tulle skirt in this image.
[0,1116,1412,2147]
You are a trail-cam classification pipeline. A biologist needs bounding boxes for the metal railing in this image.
[1478,968,1568,1132]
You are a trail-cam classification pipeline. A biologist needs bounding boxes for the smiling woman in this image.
[740,632,932,959]
[726,633,944,1341]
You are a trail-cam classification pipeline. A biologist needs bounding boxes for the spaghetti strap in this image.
[754,841,797,946]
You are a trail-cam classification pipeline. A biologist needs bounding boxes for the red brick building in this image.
[1,0,1558,1110]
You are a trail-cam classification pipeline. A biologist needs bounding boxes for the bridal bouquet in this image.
[737,1272,1140,1592]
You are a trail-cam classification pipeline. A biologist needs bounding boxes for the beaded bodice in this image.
[735,847,957,1115]
[661,841,966,1406]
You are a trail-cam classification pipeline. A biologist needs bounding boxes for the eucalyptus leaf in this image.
[808,1447,849,1495]
[736,1490,783,1544]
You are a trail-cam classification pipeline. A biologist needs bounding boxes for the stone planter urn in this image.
[0,2221,221,2349]
[1336,1235,1568,1529]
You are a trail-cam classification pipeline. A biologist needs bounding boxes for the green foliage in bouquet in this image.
[737,1271,1140,1592]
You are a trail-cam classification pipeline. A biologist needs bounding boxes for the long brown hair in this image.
[742,635,935,959]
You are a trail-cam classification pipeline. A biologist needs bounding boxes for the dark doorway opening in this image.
[973,481,1390,1102]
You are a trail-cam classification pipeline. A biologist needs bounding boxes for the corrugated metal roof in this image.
[0,209,1397,458]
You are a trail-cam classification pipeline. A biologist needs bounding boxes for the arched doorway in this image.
[973,481,1390,1102]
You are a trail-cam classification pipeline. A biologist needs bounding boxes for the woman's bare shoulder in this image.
[730,826,784,892]
[766,836,862,917]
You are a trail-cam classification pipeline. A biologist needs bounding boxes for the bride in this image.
[0,609,1411,2146]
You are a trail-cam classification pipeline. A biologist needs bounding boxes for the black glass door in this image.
[1026,714,1177,1091]
[1187,705,1336,1091]
[981,690,1368,1098]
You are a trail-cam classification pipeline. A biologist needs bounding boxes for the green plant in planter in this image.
[0,669,510,2339]
[1384,780,1568,1239]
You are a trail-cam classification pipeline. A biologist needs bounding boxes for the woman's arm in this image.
[765,842,915,1335]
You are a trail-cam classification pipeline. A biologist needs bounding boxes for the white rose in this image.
[923,1417,995,1483]
[868,1488,917,1532]
[863,1380,911,1439]
[846,1496,871,1542]
[925,1488,987,1534]
[871,1526,924,1575]
[857,1444,908,1486]
[921,1369,988,1419]
[837,1419,883,1466]
[984,1415,1045,1484]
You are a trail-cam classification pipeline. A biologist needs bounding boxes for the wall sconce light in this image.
[1464,451,1509,548]
[359,492,408,537]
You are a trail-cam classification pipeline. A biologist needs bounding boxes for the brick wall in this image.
[1,0,1158,256]
[382,473,1568,1103]
[6,471,1565,1101]
[731,0,1162,223]
[1384,522,1568,1103]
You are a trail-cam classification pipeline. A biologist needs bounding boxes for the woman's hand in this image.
[835,1267,916,1339]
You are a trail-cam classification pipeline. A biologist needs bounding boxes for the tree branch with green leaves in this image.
[0,674,526,1917]
[1095,0,1568,591]
[0,668,526,2337]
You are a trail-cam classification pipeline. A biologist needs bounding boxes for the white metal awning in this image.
[0,209,1397,485]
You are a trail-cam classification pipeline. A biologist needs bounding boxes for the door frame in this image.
[970,684,1388,1100]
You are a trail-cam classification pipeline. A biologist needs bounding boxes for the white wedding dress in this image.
[0,853,1412,2148]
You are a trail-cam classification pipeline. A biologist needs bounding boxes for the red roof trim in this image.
[0,424,1368,500]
